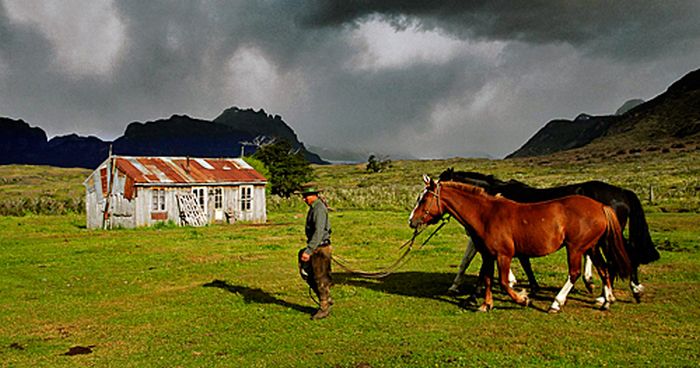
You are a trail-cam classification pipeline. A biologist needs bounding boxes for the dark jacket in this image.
[304,199,331,255]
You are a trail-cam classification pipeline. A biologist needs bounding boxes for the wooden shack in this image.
[84,156,267,229]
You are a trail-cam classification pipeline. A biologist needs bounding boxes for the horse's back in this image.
[516,195,607,244]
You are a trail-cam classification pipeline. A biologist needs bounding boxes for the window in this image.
[213,188,223,210]
[151,189,166,212]
[192,187,206,211]
[240,186,252,212]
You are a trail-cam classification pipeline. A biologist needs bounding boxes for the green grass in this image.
[0,153,699,367]
[270,150,700,213]
[0,210,698,367]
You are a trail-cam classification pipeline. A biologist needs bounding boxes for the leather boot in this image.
[311,300,331,320]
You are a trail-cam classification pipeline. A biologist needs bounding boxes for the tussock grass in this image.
[0,165,89,215]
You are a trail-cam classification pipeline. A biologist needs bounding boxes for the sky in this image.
[1,1,699,159]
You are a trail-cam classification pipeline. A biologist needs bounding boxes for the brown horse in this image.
[409,176,632,313]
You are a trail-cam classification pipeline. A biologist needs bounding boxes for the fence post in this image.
[649,184,655,205]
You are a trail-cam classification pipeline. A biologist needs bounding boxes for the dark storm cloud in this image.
[0,0,699,158]
[302,0,700,61]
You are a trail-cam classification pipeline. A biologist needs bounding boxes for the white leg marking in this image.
[595,295,606,305]
[551,276,575,309]
[583,255,593,283]
[604,285,615,303]
[508,267,517,288]
[630,281,645,294]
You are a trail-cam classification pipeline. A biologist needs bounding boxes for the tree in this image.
[253,140,313,197]
[366,154,391,173]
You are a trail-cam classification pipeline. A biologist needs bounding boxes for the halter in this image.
[417,182,444,227]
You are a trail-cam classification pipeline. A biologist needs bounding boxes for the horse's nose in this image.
[408,219,417,229]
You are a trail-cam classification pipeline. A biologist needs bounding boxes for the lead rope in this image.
[331,216,450,279]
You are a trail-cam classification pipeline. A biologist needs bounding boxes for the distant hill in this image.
[508,68,700,158]
[0,108,326,168]
[616,99,645,115]
[506,113,619,158]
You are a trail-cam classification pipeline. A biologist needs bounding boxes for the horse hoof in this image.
[517,294,530,307]
[594,296,605,306]
[599,302,611,311]
[633,292,642,303]
[521,298,530,307]
[447,286,460,295]
[477,304,493,313]
[585,283,595,294]
[465,295,479,306]
[547,307,560,314]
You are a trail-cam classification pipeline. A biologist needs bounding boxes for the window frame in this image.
[151,188,166,212]
[191,187,207,211]
[240,185,253,212]
[213,188,223,210]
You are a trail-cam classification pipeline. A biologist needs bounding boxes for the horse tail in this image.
[602,206,632,280]
[625,189,659,264]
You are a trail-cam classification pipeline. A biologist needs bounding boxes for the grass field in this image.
[1,153,699,367]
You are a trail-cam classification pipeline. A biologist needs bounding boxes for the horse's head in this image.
[409,175,444,229]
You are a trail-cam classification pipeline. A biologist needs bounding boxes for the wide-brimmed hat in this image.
[299,183,322,196]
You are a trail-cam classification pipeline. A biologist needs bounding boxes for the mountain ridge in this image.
[507,68,700,159]
[0,109,327,168]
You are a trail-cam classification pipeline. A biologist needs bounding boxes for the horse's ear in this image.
[423,174,431,185]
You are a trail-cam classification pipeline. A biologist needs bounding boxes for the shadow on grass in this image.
[203,279,316,315]
[335,271,475,308]
[336,272,605,313]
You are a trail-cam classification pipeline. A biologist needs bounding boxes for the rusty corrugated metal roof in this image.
[112,156,266,185]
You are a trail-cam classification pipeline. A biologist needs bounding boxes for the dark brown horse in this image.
[409,176,632,313]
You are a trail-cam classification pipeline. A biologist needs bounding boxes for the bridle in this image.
[416,182,444,228]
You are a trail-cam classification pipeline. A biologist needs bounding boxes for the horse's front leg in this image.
[477,254,495,312]
[498,255,529,307]
[517,256,539,294]
[548,248,584,314]
[583,252,596,293]
[448,236,477,294]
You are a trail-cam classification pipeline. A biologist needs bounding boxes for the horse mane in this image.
[440,180,491,198]
[439,168,498,185]
[438,168,532,189]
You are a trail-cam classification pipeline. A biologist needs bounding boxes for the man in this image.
[298,183,333,320]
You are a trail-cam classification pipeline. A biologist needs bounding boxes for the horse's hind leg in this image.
[449,237,477,294]
[548,247,585,314]
[590,247,615,310]
[517,256,539,294]
[498,255,529,307]
[629,264,644,303]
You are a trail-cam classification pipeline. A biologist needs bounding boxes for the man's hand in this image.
[300,251,311,262]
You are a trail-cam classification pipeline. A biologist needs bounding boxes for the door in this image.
[213,188,224,221]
